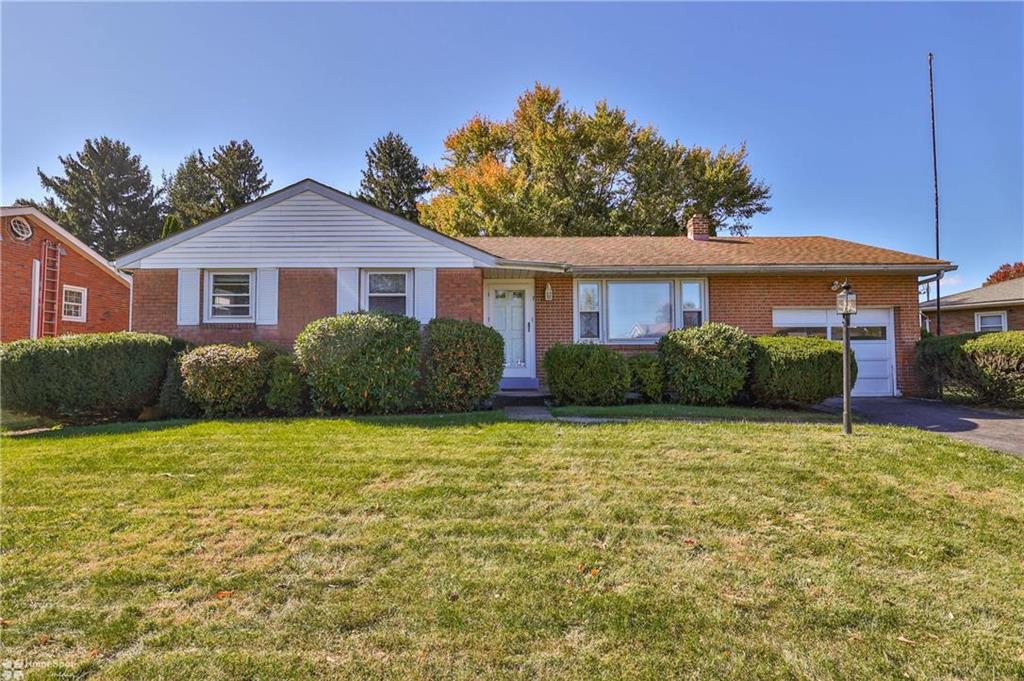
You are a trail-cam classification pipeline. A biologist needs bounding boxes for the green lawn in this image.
[3,414,1023,679]
[551,403,839,423]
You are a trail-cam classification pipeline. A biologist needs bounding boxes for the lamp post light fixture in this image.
[833,279,857,435]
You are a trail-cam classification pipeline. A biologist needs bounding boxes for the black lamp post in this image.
[834,279,857,435]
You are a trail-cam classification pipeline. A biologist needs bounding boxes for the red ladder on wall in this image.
[39,239,61,337]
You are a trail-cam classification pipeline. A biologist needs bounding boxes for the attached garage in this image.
[772,308,896,397]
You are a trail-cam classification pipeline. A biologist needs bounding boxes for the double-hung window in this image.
[62,285,87,322]
[206,271,254,322]
[364,271,412,316]
[576,279,706,343]
[975,311,1007,333]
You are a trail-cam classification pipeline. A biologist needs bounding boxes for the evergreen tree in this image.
[164,140,272,228]
[161,213,184,239]
[358,132,430,221]
[420,84,771,237]
[28,137,162,257]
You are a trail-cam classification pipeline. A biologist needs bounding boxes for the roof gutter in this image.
[568,263,957,276]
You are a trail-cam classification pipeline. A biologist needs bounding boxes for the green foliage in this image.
[543,344,631,406]
[0,332,173,419]
[294,313,422,414]
[915,333,983,398]
[265,355,311,416]
[179,344,271,417]
[163,140,272,228]
[627,352,664,402]
[358,132,430,221]
[659,323,752,405]
[748,336,853,406]
[157,354,198,418]
[29,137,162,258]
[964,331,1024,407]
[419,83,770,237]
[161,213,184,239]
[419,318,504,412]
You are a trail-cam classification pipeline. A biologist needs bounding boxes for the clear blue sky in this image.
[2,2,1021,292]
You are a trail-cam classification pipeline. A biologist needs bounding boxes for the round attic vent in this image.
[9,216,33,241]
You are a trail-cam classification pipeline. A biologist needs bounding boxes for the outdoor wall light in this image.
[544,283,553,301]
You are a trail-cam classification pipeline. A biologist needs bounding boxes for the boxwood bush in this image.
[915,332,983,398]
[659,323,752,405]
[628,352,664,402]
[964,331,1024,407]
[420,318,504,412]
[157,354,199,418]
[543,344,631,406]
[179,344,271,417]
[265,354,310,416]
[0,332,174,419]
[748,336,853,406]
[295,313,422,414]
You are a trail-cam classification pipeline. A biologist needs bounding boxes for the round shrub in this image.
[658,323,752,405]
[963,331,1024,408]
[915,332,983,397]
[179,344,270,417]
[0,332,174,419]
[294,313,422,414]
[748,336,855,406]
[543,344,631,406]
[628,352,664,402]
[420,318,504,412]
[265,354,310,416]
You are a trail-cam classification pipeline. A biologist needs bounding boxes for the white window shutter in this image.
[255,268,278,325]
[176,268,200,325]
[337,268,359,314]
[414,268,436,323]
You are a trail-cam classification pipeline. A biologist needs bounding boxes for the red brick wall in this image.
[922,305,1024,335]
[131,268,336,347]
[437,268,483,322]
[534,275,574,381]
[1,215,129,341]
[708,274,923,395]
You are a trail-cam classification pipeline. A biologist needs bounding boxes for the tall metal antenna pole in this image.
[929,52,942,336]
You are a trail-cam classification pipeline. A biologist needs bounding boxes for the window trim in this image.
[204,270,255,323]
[361,269,414,317]
[572,277,708,344]
[975,310,1008,333]
[61,284,87,322]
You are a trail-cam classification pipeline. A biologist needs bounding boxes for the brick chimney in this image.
[686,213,711,241]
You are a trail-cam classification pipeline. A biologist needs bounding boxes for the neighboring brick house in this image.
[920,278,1023,335]
[1,207,130,342]
[115,178,954,397]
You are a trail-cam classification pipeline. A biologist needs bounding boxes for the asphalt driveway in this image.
[821,397,1024,456]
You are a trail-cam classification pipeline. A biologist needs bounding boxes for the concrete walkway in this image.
[821,397,1024,456]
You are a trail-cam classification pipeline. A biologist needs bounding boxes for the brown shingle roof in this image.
[921,277,1024,310]
[460,235,952,271]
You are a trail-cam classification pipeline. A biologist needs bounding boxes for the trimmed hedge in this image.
[964,331,1024,408]
[659,323,752,405]
[748,336,853,406]
[295,313,422,414]
[179,344,270,417]
[543,344,631,406]
[0,332,174,419]
[420,318,504,412]
[628,352,664,402]
[157,355,199,418]
[265,354,310,416]
[915,332,983,397]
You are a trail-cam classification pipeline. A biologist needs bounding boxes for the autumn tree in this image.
[358,132,429,221]
[18,137,162,257]
[984,262,1024,286]
[419,84,771,237]
[164,140,272,228]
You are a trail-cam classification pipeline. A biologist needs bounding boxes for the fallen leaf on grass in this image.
[896,636,917,645]
[215,590,234,600]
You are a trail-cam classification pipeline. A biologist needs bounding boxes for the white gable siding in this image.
[138,192,478,269]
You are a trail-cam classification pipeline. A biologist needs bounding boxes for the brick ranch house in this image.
[920,277,1023,335]
[115,179,955,397]
[1,206,130,342]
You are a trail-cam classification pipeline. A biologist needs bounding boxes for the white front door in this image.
[485,281,536,380]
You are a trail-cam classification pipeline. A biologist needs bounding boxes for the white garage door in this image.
[771,308,895,397]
